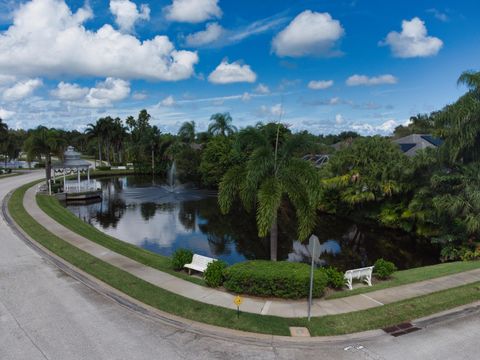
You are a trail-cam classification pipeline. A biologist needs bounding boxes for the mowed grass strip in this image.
[8,182,480,336]
[36,192,205,286]
[327,261,480,299]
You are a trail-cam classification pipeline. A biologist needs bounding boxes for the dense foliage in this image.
[204,260,228,288]
[172,249,193,270]
[374,259,397,279]
[223,260,328,299]
[3,70,480,263]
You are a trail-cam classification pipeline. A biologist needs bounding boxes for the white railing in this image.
[64,180,99,193]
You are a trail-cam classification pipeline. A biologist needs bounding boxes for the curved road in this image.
[1,171,479,360]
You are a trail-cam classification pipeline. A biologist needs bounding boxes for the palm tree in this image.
[0,118,9,167]
[24,126,66,183]
[436,71,480,163]
[218,124,319,261]
[85,122,102,167]
[208,113,237,136]
[178,121,196,144]
[0,118,7,136]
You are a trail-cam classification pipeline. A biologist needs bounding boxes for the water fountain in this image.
[167,161,177,192]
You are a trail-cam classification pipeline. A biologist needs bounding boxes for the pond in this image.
[65,175,440,270]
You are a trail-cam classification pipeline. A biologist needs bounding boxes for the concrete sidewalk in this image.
[23,185,480,318]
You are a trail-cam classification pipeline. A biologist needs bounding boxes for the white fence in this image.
[63,180,99,193]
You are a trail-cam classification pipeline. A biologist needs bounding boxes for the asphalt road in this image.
[1,171,479,360]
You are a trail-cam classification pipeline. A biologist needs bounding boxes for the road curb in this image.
[3,186,480,347]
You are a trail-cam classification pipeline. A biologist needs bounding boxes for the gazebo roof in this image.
[53,146,91,169]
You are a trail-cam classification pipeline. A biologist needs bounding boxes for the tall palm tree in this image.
[85,122,102,167]
[0,118,8,167]
[0,117,7,136]
[24,126,66,183]
[437,71,480,163]
[208,113,237,136]
[178,121,196,144]
[218,124,319,261]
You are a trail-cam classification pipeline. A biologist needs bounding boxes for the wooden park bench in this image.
[184,254,216,275]
[344,266,374,290]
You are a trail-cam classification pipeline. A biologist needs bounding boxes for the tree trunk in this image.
[151,148,155,174]
[98,139,102,166]
[45,154,51,183]
[270,218,278,261]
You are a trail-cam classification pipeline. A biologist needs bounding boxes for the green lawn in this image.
[37,193,205,286]
[327,261,480,299]
[8,181,480,336]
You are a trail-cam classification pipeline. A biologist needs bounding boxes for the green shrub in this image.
[172,248,193,270]
[374,258,397,279]
[204,260,228,287]
[223,260,328,299]
[461,249,480,261]
[96,166,111,171]
[322,267,345,289]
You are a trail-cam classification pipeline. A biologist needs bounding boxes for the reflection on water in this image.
[65,176,440,269]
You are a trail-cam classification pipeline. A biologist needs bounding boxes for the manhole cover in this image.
[289,327,311,337]
[382,322,421,337]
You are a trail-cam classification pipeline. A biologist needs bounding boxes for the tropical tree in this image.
[218,124,319,261]
[0,118,9,167]
[208,112,237,136]
[178,121,196,144]
[435,70,480,163]
[24,126,66,182]
[85,122,102,167]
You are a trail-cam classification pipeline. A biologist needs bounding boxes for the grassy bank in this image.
[0,172,20,179]
[328,261,480,299]
[8,181,480,336]
[37,193,205,286]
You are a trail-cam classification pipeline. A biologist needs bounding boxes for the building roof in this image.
[53,146,91,169]
[393,134,443,156]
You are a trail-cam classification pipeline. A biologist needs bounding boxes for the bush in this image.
[374,258,397,279]
[461,249,480,261]
[96,166,111,171]
[322,267,345,289]
[223,260,328,299]
[204,260,228,288]
[172,248,193,270]
[34,162,46,168]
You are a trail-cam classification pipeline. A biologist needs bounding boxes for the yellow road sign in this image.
[234,295,243,307]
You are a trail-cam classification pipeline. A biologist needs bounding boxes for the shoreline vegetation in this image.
[7,181,480,336]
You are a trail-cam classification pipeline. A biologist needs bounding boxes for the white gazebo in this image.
[53,146,95,193]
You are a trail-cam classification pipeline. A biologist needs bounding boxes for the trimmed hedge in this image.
[223,260,328,299]
[172,248,193,270]
[205,260,227,287]
[374,258,397,279]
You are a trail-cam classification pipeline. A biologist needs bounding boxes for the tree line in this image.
[1,70,479,261]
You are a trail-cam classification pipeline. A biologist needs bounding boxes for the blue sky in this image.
[0,0,478,135]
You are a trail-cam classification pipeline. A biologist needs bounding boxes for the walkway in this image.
[20,184,480,318]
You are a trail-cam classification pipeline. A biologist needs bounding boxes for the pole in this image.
[77,168,80,192]
[308,239,316,321]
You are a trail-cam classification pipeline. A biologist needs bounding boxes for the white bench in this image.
[184,254,216,275]
[344,266,374,290]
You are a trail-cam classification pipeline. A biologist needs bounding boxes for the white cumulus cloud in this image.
[271,10,344,57]
[0,0,198,81]
[160,95,175,107]
[308,80,333,90]
[3,78,42,101]
[84,78,130,108]
[51,82,89,101]
[164,0,221,23]
[185,22,224,47]
[254,83,270,94]
[208,60,257,84]
[346,74,398,86]
[352,119,400,135]
[110,0,150,33]
[335,114,344,124]
[381,17,443,58]
[0,107,15,119]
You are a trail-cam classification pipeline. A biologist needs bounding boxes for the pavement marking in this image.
[360,294,385,306]
[260,300,272,315]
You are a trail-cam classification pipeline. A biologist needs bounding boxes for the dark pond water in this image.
[65,176,440,270]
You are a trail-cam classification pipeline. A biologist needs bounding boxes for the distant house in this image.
[393,134,443,156]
